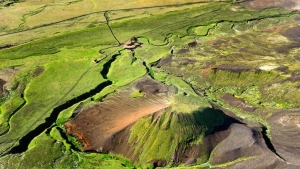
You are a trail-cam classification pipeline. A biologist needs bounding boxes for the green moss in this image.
[134,38,170,64]
[0,25,115,60]
[56,103,80,126]
[0,1,298,168]
[92,84,118,101]
[128,96,214,165]
[0,58,106,153]
[261,81,300,108]
[235,85,262,105]
[0,130,136,169]
[107,51,147,86]
[170,93,210,114]
[152,68,168,82]
[165,75,196,95]
[197,155,209,165]
[20,132,66,169]
[0,94,25,134]
[206,70,280,95]
[189,23,217,36]
[130,89,145,98]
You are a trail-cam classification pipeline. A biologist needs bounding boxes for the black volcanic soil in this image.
[177,48,190,54]
[221,93,257,112]
[0,79,6,96]
[201,65,252,77]
[242,0,300,10]
[64,77,174,151]
[209,123,300,169]
[276,25,300,54]
[267,109,300,165]
[188,41,197,47]
[32,67,44,78]
[156,55,173,68]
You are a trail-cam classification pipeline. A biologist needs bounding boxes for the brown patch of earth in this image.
[201,67,215,77]
[276,25,300,54]
[239,47,265,56]
[201,65,252,77]
[267,109,300,165]
[217,65,252,73]
[287,72,300,82]
[221,93,257,112]
[64,77,174,152]
[174,58,197,66]
[102,110,165,162]
[208,39,227,46]
[211,65,252,75]
[156,55,172,68]
[266,24,291,33]
[278,72,300,83]
[275,66,289,73]
[281,25,300,43]
[0,68,16,97]
[187,41,197,47]
[0,44,15,50]
[295,56,300,61]
[242,0,300,10]
[101,123,138,161]
[295,15,300,20]
[177,48,190,54]
[32,66,44,78]
[123,37,143,50]
[0,79,6,95]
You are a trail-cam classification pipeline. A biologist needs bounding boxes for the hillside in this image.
[0,0,300,168]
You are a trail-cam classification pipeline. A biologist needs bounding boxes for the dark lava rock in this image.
[209,123,269,165]
[208,123,300,168]
[267,109,300,165]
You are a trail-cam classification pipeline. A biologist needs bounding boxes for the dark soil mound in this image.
[0,79,6,96]
[177,48,190,54]
[221,93,257,112]
[208,123,300,168]
[267,109,300,165]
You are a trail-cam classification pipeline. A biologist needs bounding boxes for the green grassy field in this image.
[0,0,300,168]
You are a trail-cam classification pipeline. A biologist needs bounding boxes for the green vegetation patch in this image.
[0,25,115,60]
[0,129,136,169]
[0,58,106,152]
[130,89,145,98]
[129,110,204,165]
[107,50,147,86]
